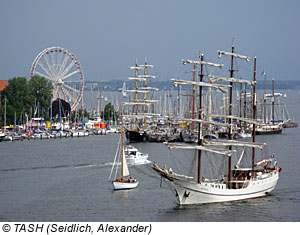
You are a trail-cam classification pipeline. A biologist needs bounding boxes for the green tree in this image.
[0,76,53,127]
[28,75,53,120]
[0,77,32,126]
[71,108,90,122]
[102,102,118,121]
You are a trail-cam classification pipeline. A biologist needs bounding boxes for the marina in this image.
[0,90,300,221]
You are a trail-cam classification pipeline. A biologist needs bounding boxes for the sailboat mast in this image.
[14,112,16,132]
[263,72,266,123]
[177,84,181,117]
[197,54,204,183]
[252,57,257,173]
[121,112,124,178]
[4,96,6,131]
[272,78,275,125]
[99,73,103,116]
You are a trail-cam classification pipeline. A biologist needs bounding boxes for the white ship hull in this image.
[112,181,139,190]
[171,171,279,205]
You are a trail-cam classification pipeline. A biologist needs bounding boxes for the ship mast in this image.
[126,60,157,133]
[144,59,148,129]
[182,59,197,130]
[217,43,250,188]
[252,57,257,174]
[138,58,155,129]
[228,44,234,187]
[192,62,196,131]
[135,60,139,131]
[197,54,204,183]
[182,56,224,183]
[128,60,143,131]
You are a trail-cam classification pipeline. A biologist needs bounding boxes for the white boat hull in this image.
[171,171,279,205]
[126,155,149,165]
[72,131,88,137]
[112,181,139,190]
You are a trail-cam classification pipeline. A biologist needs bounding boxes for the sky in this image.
[0,0,299,83]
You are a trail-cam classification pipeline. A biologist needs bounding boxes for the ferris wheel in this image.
[30,46,84,111]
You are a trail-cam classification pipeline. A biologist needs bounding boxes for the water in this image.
[1,90,300,222]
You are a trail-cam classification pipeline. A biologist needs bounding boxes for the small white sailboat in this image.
[109,116,139,190]
[121,81,128,98]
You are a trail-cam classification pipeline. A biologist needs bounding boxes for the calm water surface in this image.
[1,90,300,222]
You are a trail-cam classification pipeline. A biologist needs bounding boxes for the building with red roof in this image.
[0,80,8,91]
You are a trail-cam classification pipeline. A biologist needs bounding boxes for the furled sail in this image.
[165,143,235,156]
[168,117,231,128]
[138,75,156,78]
[123,102,153,106]
[127,77,147,81]
[255,158,273,167]
[137,64,154,68]
[124,113,161,119]
[138,87,159,91]
[139,99,160,103]
[203,139,266,149]
[264,93,284,98]
[123,99,159,106]
[209,114,261,125]
[125,89,150,93]
[127,75,156,81]
[171,79,230,93]
[182,59,224,68]
[217,50,250,62]
[129,66,144,70]
[208,75,256,86]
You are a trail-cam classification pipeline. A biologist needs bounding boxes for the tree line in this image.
[0,76,53,127]
[0,76,119,128]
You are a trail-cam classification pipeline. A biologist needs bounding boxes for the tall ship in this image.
[123,59,159,143]
[152,44,281,205]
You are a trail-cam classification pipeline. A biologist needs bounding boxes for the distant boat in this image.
[124,145,149,165]
[260,77,297,130]
[255,123,283,135]
[125,129,148,143]
[123,59,159,143]
[106,127,117,133]
[109,116,139,190]
[120,81,128,98]
[72,129,89,137]
[0,132,5,142]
